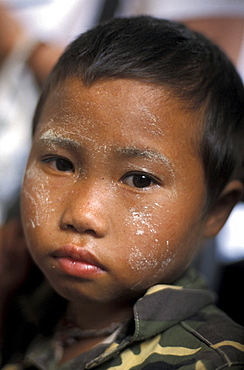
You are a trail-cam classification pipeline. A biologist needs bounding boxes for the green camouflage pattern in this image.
[2,269,244,369]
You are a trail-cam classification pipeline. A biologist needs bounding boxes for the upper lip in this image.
[52,245,106,270]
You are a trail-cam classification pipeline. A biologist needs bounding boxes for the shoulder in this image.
[110,305,244,370]
[176,304,244,368]
[116,270,244,369]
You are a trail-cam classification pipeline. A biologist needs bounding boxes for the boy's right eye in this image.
[42,156,74,172]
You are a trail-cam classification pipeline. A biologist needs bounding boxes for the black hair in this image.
[33,16,244,204]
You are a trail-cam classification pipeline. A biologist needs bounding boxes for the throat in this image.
[55,316,125,348]
[54,307,132,365]
[59,335,109,365]
[56,321,131,366]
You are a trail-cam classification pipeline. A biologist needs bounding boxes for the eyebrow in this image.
[38,131,175,174]
[116,147,174,172]
[38,130,80,150]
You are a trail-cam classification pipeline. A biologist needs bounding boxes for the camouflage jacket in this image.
[2,269,244,369]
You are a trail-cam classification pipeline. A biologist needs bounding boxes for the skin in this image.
[21,77,238,338]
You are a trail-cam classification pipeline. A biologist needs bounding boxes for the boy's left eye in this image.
[121,173,159,188]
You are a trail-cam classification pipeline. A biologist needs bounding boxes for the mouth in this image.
[51,246,106,278]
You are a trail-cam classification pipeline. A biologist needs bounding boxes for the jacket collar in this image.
[85,269,216,369]
[22,269,216,369]
[132,268,216,340]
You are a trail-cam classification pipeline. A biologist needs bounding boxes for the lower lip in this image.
[56,257,104,278]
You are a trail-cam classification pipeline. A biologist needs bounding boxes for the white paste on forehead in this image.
[39,127,108,154]
[138,105,164,137]
[39,128,80,146]
[40,128,60,140]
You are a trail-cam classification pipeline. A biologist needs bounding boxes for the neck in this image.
[68,299,134,331]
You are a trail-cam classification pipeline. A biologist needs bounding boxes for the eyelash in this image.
[42,156,74,172]
[120,172,160,189]
[41,156,160,189]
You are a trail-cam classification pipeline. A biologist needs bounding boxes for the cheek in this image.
[124,205,177,275]
[21,162,57,230]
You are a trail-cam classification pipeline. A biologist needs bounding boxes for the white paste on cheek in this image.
[130,205,159,235]
[24,161,54,228]
[126,204,178,282]
[127,206,160,272]
[128,243,160,272]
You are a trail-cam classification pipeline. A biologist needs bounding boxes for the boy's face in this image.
[21,78,208,307]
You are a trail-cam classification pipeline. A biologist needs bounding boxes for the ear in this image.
[203,180,243,239]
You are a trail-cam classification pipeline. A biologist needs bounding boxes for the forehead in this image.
[35,78,201,155]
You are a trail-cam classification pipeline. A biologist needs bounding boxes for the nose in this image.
[60,181,110,238]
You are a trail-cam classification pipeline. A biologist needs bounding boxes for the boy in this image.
[2,16,244,369]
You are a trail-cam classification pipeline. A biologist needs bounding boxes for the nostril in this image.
[61,223,76,231]
[60,222,98,236]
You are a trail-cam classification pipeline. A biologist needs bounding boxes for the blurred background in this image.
[0,0,244,326]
